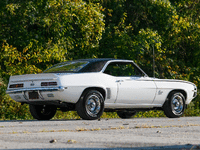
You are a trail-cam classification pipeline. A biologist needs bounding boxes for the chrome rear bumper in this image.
[6,86,65,94]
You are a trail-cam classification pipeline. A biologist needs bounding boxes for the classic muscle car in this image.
[6,58,197,120]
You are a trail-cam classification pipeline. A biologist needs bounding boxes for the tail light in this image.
[9,84,24,88]
[41,82,57,86]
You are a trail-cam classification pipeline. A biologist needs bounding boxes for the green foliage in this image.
[132,28,164,77]
[53,111,80,120]
[0,43,42,84]
[98,12,133,59]
[134,111,165,118]
[0,0,105,75]
[0,77,32,120]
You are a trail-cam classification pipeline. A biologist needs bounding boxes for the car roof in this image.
[76,58,130,63]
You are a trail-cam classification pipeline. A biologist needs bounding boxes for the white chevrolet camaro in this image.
[6,58,197,120]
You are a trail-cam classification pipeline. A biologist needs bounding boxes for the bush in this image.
[0,78,33,120]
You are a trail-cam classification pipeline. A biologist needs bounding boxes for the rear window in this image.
[44,61,89,73]
[44,60,107,73]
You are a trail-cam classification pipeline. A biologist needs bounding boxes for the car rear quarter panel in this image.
[57,73,118,103]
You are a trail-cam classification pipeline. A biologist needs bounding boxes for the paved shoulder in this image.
[0,117,200,149]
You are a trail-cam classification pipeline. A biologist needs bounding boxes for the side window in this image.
[104,63,122,76]
[104,62,143,77]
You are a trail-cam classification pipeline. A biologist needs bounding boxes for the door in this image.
[116,76,157,104]
[103,61,157,104]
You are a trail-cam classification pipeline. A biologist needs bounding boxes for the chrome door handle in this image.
[116,80,124,82]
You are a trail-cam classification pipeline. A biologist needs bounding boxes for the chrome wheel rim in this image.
[171,94,184,115]
[85,94,101,117]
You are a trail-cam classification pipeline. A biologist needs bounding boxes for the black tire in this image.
[117,111,137,119]
[163,92,185,118]
[76,90,104,120]
[29,104,57,120]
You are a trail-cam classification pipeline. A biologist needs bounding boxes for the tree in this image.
[0,0,105,80]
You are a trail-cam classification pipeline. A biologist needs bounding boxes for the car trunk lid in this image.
[9,73,58,83]
[7,73,59,90]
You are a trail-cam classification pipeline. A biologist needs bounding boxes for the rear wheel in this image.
[117,111,137,119]
[76,90,104,120]
[163,92,185,118]
[29,104,57,120]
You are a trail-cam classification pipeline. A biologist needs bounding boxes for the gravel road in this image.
[0,117,200,150]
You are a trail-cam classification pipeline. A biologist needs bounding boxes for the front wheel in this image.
[76,90,104,120]
[163,92,185,118]
[29,104,57,120]
[117,111,137,119]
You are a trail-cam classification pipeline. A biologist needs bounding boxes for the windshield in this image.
[44,61,89,73]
